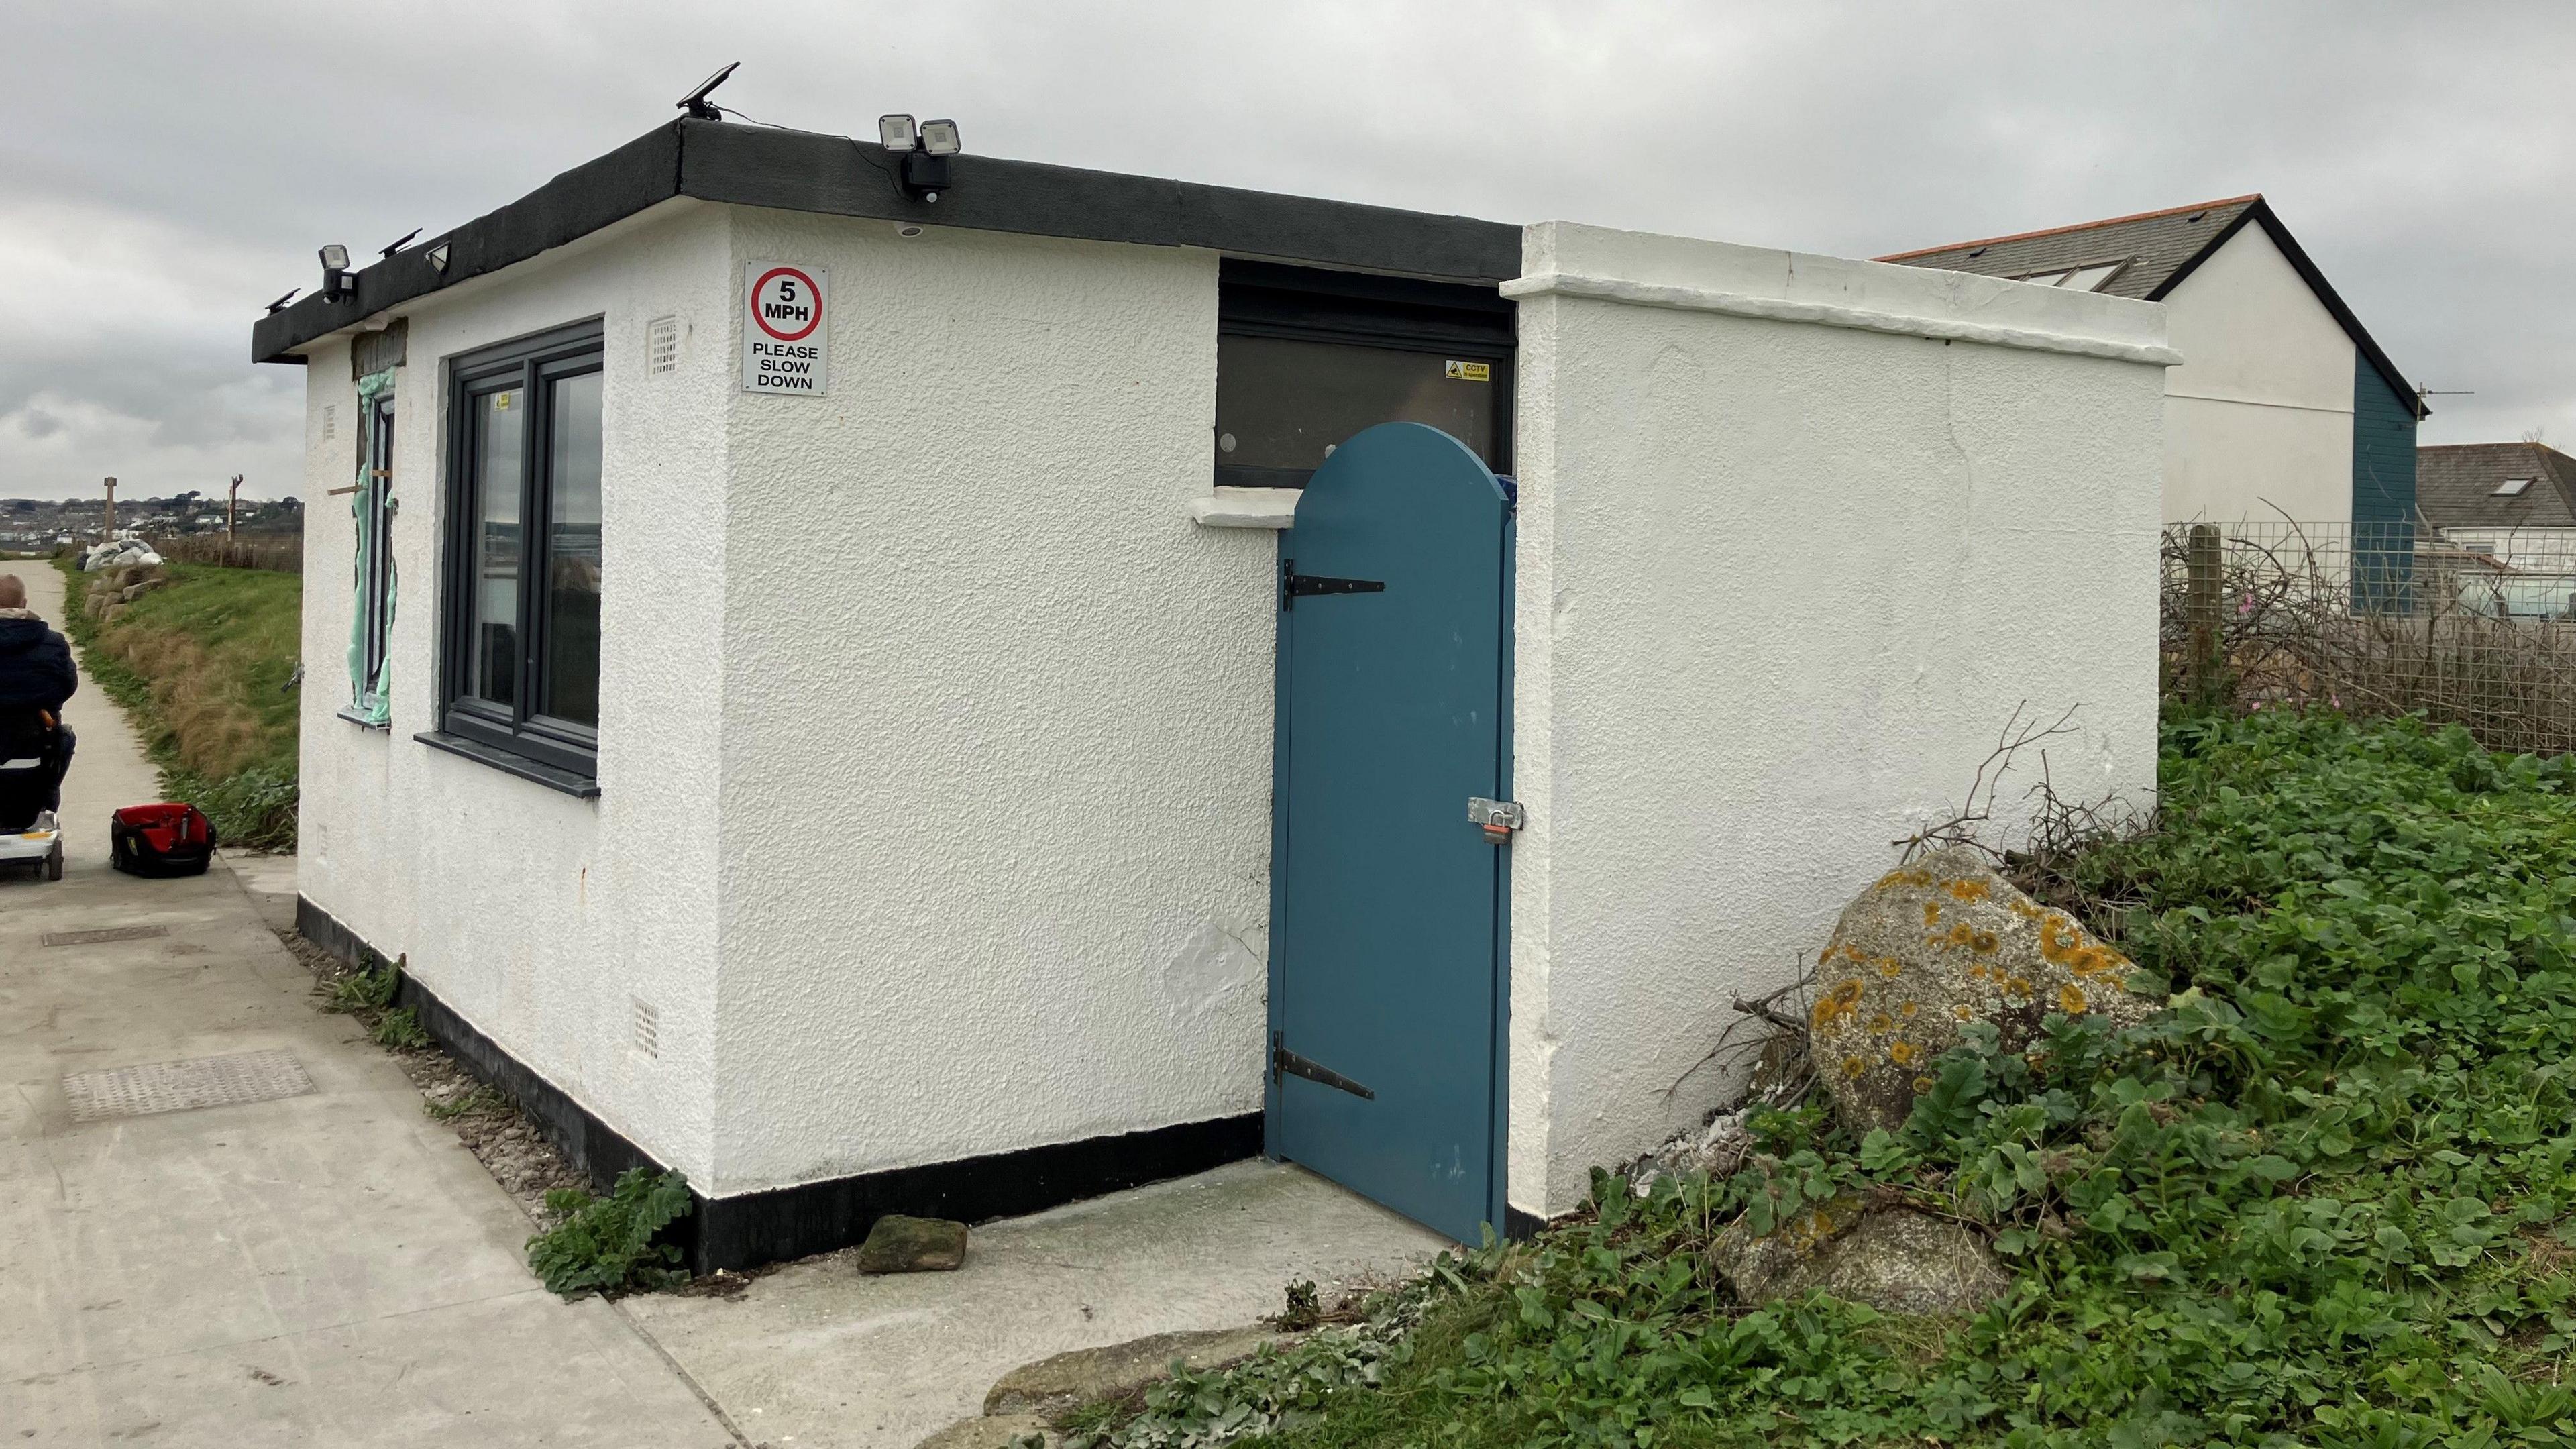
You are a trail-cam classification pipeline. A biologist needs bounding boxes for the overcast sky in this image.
[3,1,2569,500]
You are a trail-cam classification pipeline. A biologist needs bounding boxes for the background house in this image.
[2416,441,2576,617]
[1882,196,2424,532]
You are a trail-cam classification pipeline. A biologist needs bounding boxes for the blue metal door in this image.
[1267,422,1511,1243]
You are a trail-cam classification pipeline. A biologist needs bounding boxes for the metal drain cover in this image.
[63,1049,315,1123]
[42,925,170,947]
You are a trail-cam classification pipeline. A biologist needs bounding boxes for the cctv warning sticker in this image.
[1444,360,1491,382]
[742,264,829,395]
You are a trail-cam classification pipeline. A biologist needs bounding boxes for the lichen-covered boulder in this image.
[1811,849,2154,1133]
[855,1214,969,1273]
[1712,1199,2011,1316]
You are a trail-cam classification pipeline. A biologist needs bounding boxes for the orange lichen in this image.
[1945,878,1991,904]
[1876,867,1934,890]
[1841,1055,1867,1079]
[2059,985,2089,1014]
[1922,901,1942,927]
[2006,898,2045,920]
[1888,1040,1917,1066]
[1912,1075,1936,1094]
[1941,923,2000,953]
[1951,1004,1976,1021]
[1866,1012,1895,1034]
[1877,956,1904,979]
[1812,979,1867,1028]
[1898,1000,1918,1018]
[2002,976,2033,1000]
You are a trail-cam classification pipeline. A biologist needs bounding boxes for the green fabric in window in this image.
[348,368,396,725]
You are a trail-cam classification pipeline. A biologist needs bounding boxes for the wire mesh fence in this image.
[147,533,303,574]
[2162,519,2576,756]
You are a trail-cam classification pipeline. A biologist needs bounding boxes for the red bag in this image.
[111,802,218,877]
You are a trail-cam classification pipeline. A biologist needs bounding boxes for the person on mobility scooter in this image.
[0,573,76,880]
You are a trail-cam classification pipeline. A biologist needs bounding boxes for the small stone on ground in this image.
[858,1213,971,1273]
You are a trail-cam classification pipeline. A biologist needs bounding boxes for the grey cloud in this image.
[3,0,2572,496]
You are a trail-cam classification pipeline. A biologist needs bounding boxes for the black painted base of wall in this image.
[1504,1205,1550,1242]
[294,895,1263,1273]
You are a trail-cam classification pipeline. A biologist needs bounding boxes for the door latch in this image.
[1467,797,1525,843]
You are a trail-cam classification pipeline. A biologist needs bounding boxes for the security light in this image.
[879,113,918,151]
[920,119,961,156]
[427,243,451,273]
[318,244,354,300]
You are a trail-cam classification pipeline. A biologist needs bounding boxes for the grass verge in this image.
[1062,710,2576,1448]
[50,552,300,848]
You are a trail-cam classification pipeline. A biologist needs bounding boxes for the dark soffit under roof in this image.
[1880,195,2426,419]
[253,119,1523,364]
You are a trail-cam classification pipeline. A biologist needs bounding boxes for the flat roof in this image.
[253,119,1524,364]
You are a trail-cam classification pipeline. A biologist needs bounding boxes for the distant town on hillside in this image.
[0,492,303,550]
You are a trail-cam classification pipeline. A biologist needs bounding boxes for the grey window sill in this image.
[335,704,391,731]
[415,730,600,799]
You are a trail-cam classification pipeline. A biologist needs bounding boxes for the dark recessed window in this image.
[439,319,604,784]
[1216,260,1512,490]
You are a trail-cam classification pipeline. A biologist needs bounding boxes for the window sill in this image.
[1189,486,1301,530]
[335,704,391,732]
[415,730,600,799]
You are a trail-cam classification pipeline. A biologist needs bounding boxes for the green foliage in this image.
[49,554,301,849]
[327,961,400,1014]
[525,1168,694,1300]
[1279,1279,1323,1332]
[1169,710,2576,1446]
[371,1006,429,1050]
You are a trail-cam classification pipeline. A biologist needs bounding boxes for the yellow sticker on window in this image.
[494,392,514,411]
[1445,360,1491,382]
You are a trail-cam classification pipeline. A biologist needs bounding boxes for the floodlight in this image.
[318,244,350,271]
[318,244,354,299]
[879,113,918,152]
[678,62,739,121]
[920,119,961,156]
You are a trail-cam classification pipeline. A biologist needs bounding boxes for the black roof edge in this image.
[254,118,1521,364]
[2148,199,2426,420]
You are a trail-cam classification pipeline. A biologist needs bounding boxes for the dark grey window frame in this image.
[431,318,604,788]
[1215,260,1515,491]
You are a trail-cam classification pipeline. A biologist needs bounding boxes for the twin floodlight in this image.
[317,244,355,300]
[879,115,962,202]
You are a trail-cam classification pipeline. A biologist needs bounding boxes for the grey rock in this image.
[983,1325,1295,1419]
[855,1214,969,1274]
[1810,849,2155,1133]
[1711,1199,2010,1316]
[914,1412,1057,1449]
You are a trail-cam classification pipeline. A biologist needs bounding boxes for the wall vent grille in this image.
[632,998,659,1059]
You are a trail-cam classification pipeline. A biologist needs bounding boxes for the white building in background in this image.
[1884,196,2424,533]
[2417,442,2576,619]
[257,115,2167,1269]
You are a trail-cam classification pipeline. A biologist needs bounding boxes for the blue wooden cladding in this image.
[2352,350,2421,612]
[1266,423,1513,1243]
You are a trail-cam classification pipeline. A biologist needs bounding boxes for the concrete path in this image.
[1,561,735,1447]
[1,559,1449,1448]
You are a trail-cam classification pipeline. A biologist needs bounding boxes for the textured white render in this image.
[1505,222,2167,1217]
[707,213,1273,1195]
[296,201,737,1185]
[2159,226,2359,525]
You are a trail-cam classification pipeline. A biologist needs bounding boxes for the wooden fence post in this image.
[2187,523,2223,707]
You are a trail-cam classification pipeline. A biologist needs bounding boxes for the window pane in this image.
[363,396,396,684]
[1214,335,1497,482]
[2065,264,2122,292]
[541,370,603,728]
[470,387,524,708]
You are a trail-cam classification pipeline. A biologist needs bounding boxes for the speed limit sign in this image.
[741,263,829,395]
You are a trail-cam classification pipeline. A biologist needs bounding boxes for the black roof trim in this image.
[254,119,1521,363]
[2149,199,2426,419]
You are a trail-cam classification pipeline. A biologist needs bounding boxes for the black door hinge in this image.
[1271,1032,1376,1099]
[1280,559,1386,612]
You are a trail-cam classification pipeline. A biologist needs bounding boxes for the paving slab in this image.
[621,1159,1446,1449]
[0,560,734,1447]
